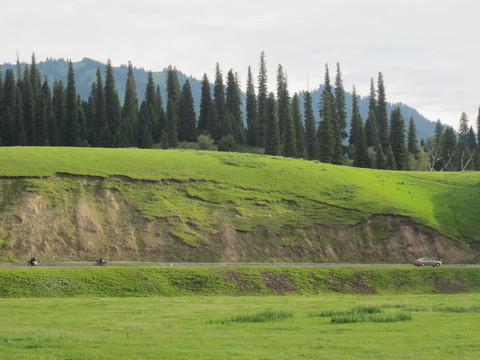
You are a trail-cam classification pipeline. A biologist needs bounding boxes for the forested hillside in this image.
[1,53,478,171]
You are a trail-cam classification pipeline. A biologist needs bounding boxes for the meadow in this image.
[1,293,479,359]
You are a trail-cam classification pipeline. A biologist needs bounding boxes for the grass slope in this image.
[1,146,479,242]
[1,267,479,297]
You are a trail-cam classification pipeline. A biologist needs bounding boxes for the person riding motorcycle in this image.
[27,255,37,266]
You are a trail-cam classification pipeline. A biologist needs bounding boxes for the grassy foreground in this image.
[1,294,479,359]
[1,266,480,297]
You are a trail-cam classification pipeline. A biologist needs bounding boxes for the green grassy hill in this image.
[0,147,479,263]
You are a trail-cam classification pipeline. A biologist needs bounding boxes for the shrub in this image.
[197,134,217,151]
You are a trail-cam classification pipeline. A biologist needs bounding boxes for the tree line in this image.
[0,52,478,171]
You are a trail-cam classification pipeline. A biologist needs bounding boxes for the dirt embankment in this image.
[0,176,478,263]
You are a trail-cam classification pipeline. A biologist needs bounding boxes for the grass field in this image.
[1,293,479,359]
[1,146,479,243]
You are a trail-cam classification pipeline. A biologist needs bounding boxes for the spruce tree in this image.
[166,98,178,148]
[264,92,280,155]
[14,86,27,145]
[376,72,389,148]
[21,65,36,145]
[206,100,219,141]
[198,74,211,133]
[440,126,457,171]
[276,64,289,140]
[52,80,66,145]
[105,60,121,146]
[292,94,306,158]
[458,112,469,142]
[434,119,443,148]
[375,144,386,169]
[119,61,138,147]
[385,145,396,170]
[467,126,477,152]
[64,61,80,146]
[245,66,258,146]
[317,89,335,163]
[2,69,16,145]
[35,89,48,145]
[364,110,379,147]
[213,63,226,141]
[368,78,377,115]
[282,103,297,158]
[226,70,244,144]
[349,86,361,149]
[136,71,156,147]
[42,77,57,146]
[389,107,407,170]
[94,69,109,147]
[334,63,347,140]
[179,80,197,142]
[257,51,268,148]
[303,91,319,160]
[353,116,370,168]
[407,117,419,157]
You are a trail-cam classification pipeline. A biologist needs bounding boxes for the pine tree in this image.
[282,103,296,158]
[105,60,121,146]
[434,119,443,148]
[349,85,361,148]
[166,65,180,141]
[458,112,469,142]
[2,69,16,145]
[21,65,36,145]
[119,61,138,147]
[385,145,396,170]
[375,144,386,169]
[467,126,477,152]
[376,72,389,148]
[389,107,407,170]
[225,70,244,144]
[303,91,319,160]
[179,80,197,142]
[334,63,347,140]
[198,73,211,133]
[64,61,80,146]
[257,51,268,148]
[14,86,27,145]
[213,63,226,141]
[264,92,280,155]
[440,126,457,171]
[407,117,419,157]
[35,89,48,145]
[30,53,41,98]
[166,98,178,148]
[136,71,156,147]
[42,77,57,146]
[353,116,370,168]
[291,94,306,158]
[94,69,109,147]
[368,78,377,115]
[276,64,289,141]
[206,100,219,141]
[52,80,66,145]
[245,66,258,146]
[317,89,335,163]
[364,110,379,147]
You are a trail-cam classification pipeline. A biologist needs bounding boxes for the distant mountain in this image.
[2,58,437,142]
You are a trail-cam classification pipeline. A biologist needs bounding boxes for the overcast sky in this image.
[1,0,479,130]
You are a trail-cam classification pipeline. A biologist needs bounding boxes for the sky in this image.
[1,0,479,130]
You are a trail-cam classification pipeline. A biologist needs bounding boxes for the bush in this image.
[197,134,217,151]
[217,135,237,152]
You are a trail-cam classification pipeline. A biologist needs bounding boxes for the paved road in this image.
[2,262,479,268]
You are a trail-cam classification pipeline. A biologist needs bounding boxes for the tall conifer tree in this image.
[246,66,258,146]
[407,117,419,157]
[21,65,36,145]
[213,63,226,141]
[64,61,80,146]
[389,107,407,170]
[264,92,280,155]
[282,103,296,158]
[292,94,306,159]
[94,69,109,147]
[303,91,318,160]
[334,63,347,140]
[179,80,197,142]
[226,70,244,144]
[198,73,211,133]
[257,51,268,148]
[105,60,121,146]
[276,64,289,141]
[376,72,389,148]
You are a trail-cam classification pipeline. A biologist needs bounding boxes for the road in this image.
[2,262,479,268]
